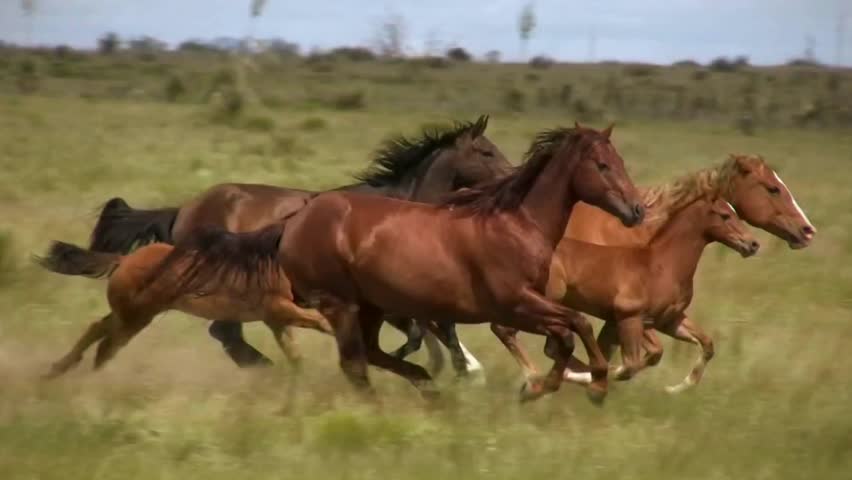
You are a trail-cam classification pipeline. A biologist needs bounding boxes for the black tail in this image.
[35,241,121,279]
[144,223,286,300]
[89,198,178,253]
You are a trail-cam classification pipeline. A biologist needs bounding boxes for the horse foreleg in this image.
[660,315,714,394]
[490,323,539,380]
[611,315,646,381]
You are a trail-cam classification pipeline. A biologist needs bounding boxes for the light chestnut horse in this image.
[493,195,759,393]
[36,226,332,378]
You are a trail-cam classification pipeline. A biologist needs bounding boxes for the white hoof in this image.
[665,377,695,394]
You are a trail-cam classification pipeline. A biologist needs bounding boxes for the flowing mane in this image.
[641,156,741,222]
[442,127,595,215]
[355,115,489,187]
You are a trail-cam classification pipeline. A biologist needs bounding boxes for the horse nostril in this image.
[632,203,645,220]
[749,241,760,252]
[802,225,815,237]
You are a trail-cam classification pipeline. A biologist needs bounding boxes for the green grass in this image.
[0,54,851,480]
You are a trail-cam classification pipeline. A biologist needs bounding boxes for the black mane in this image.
[355,115,489,187]
[442,127,587,215]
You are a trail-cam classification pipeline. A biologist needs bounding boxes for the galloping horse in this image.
[83,116,512,369]
[400,154,817,381]
[261,124,645,403]
[36,226,333,378]
[493,195,759,392]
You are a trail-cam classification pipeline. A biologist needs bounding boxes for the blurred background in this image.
[0,2,850,480]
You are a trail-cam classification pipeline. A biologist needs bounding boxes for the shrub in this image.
[624,63,656,77]
[529,55,554,69]
[16,59,38,94]
[331,91,366,110]
[0,231,14,286]
[329,46,375,62]
[412,56,450,69]
[241,115,277,132]
[709,56,748,73]
[164,75,186,102]
[209,89,244,122]
[446,47,472,62]
[299,117,328,131]
[484,50,501,63]
[502,88,525,111]
[692,69,710,81]
[559,83,573,106]
[672,59,700,67]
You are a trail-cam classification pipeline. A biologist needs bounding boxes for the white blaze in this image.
[772,171,812,226]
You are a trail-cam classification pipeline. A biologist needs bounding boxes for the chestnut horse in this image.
[82,116,512,369]
[401,154,817,380]
[262,124,645,403]
[36,226,332,378]
[493,195,759,393]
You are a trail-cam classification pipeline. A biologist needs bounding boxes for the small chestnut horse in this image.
[36,226,332,378]
[83,116,511,369]
[493,195,759,394]
[267,124,645,403]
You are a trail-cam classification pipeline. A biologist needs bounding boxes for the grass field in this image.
[0,51,851,479]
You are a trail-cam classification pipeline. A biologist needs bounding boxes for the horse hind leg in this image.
[43,313,112,379]
[660,315,714,394]
[92,312,154,371]
[209,321,273,368]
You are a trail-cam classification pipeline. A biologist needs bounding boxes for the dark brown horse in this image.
[239,124,643,403]
[84,116,512,368]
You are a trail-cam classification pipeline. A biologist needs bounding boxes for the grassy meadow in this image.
[0,48,851,479]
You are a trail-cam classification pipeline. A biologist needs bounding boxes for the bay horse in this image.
[83,116,512,369]
[36,226,333,378]
[262,124,645,403]
[399,154,817,381]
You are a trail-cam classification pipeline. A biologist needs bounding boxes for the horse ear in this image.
[602,123,614,139]
[472,114,489,138]
[574,121,582,129]
[729,154,751,175]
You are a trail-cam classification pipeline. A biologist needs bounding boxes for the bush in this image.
[672,59,700,67]
[48,61,73,78]
[0,231,14,286]
[299,117,328,131]
[624,63,657,77]
[16,59,38,94]
[446,47,472,62]
[164,75,186,102]
[709,56,749,73]
[241,115,277,132]
[209,89,244,122]
[559,84,573,106]
[331,91,366,110]
[502,88,525,111]
[692,69,710,81]
[529,55,554,69]
[412,56,450,69]
[329,46,375,62]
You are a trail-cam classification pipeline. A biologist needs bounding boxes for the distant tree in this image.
[127,36,166,52]
[266,39,300,58]
[250,0,267,18]
[446,47,472,62]
[98,32,120,54]
[21,0,35,46]
[373,14,406,58]
[518,2,537,59]
[485,50,502,63]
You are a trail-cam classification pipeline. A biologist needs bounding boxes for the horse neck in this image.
[519,150,580,247]
[648,207,711,285]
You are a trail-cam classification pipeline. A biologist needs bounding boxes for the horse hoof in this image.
[586,385,607,406]
[519,379,544,403]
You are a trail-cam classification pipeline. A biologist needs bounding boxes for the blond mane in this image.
[641,156,742,222]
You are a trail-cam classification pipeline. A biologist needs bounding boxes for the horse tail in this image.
[35,241,121,279]
[144,223,287,301]
[89,197,178,253]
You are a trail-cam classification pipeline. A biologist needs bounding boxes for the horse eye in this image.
[597,162,610,171]
[720,213,731,220]
[766,185,780,195]
[481,150,495,158]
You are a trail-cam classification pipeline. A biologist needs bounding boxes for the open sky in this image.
[1,0,849,65]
